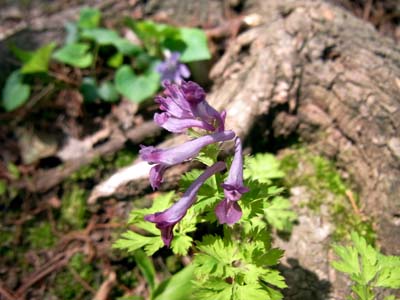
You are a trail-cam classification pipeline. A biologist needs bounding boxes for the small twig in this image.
[345,190,361,215]
[0,282,17,300]
[69,268,97,295]
[15,248,80,299]
[363,0,373,21]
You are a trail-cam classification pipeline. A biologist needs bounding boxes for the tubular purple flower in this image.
[140,130,235,189]
[216,136,249,224]
[155,81,225,133]
[156,52,190,84]
[145,161,226,247]
[221,136,249,201]
[154,112,214,133]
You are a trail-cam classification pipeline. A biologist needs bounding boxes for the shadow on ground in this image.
[278,258,331,300]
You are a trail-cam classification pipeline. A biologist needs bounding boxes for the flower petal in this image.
[140,130,235,166]
[215,199,243,225]
[145,161,226,246]
[154,112,214,133]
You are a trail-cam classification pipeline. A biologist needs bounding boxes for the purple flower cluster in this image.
[156,52,190,84]
[140,80,248,247]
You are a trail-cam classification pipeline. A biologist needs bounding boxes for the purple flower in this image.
[140,130,235,190]
[156,52,190,84]
[145,161,226,247]
[216,137,249,224]
[154,81,225,133]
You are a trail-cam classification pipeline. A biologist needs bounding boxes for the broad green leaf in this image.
[53,43,93,68]
[81,28,120,45]
[78,7,101,29]
[81,28,141,55]
[128,20,179,56]
[133,250,156,292]
[80,77,98,102]
[153,264,195,300]
[65,21,79,44]
[9,44,32,63]
[21,43,56,74]
[115,65,160,103]
[178,28,211,62]
[108,52,123,68]
[1,70,30,111]
[97,81,119,102]
[114,39,142,56]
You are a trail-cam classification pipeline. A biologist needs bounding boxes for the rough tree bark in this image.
[205,0,400,256]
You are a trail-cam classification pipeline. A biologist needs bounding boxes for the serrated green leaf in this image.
[332,244,360,276]
[245,153,285,182]
[98,81,119,102]
[264,285,284,300]
[351,232,378,284]
[264,196,297,232]
[113,231,163,256]
[234,283,272,300]
[177,28,211,62]
[53,43,93,68]
[194,235,239,278]
[261,270,287,288]
[193,280,232,300]
[1,70,30,111]
[115,65,160,103]
[171,234,193,256]
[133,249,156,292]
[375,255,400,288]
[153,264,194,300]
[78,7,101,29]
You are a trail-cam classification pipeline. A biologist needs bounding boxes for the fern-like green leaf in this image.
[264,196,297,232]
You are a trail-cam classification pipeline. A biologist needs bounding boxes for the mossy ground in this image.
[279,146,376,245]
[0,148,138,299]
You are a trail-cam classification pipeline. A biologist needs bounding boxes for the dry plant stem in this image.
[345,190,361,216]
[92,271,117,300]
[15,248,81,299]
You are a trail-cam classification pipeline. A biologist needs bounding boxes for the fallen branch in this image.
[16,120,160,193]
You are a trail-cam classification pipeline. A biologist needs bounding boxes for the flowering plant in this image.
[115,75,296,300]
